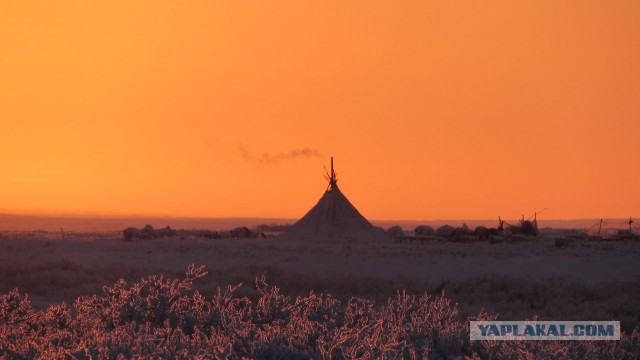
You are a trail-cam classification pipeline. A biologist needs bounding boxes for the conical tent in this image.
[280,158,389,241]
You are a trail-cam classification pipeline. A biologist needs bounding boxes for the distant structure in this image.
[279,157,389,241]
[584,217,639,240]
[503,213,539,237]
[123,225,176,241]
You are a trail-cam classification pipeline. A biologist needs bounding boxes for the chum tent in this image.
[279,158,389,242]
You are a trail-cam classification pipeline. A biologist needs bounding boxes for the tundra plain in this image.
[1,229,639,333]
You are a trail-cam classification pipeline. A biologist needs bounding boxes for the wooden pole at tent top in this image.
[331,157,333,178]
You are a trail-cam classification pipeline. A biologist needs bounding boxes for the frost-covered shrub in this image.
[1,264,638,359]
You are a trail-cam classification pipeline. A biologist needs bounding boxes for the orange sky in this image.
[1,1,638,220]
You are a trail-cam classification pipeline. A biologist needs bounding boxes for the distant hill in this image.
[0,214,295,232]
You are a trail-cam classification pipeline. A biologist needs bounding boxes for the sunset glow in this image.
[1,1,638,220]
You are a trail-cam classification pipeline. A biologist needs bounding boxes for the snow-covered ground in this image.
[1,231,639,331]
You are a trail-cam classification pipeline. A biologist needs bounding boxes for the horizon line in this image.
[0,210,636,223]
